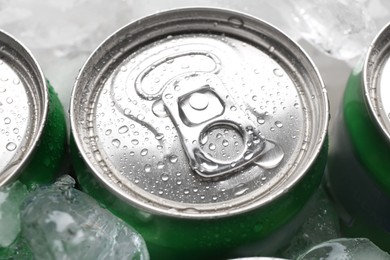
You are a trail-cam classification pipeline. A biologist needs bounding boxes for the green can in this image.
[0,30,67,189]
[326,23,390,251]
[70,8,329,259]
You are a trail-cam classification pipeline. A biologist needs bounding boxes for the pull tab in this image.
[162,73,266,178]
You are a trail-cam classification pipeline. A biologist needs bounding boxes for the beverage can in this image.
[70,8,329,259]
[327,22,390,251]
[0,30,67,188]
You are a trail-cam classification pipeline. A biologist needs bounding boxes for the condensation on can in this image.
[326,22,390,252]
[0,30,67,189]
[70,8,329,259]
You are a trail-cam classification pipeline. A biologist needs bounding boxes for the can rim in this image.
[363,22,390,145]
[0,30,49,187]
[70,7,329,219]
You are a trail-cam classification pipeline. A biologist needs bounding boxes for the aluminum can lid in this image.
[71,8,328,219]
[0,30,48,187]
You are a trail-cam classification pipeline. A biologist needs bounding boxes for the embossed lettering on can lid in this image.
[71,8,328,218]
[0,30,48,186]
[364,23,390,142]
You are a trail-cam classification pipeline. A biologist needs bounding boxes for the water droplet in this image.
[161,173,169,181]
[234,183,249,197]
[254,69,259,74]
[255,140,284,169]
[6,142,16,151]
[144,164,151,172]
[120,66,127,72]
[244,151,254,160]
[155,133,164,140]
[152,99,168,118]
[166,57,174,64]
[131,139,139,145]
[216,133,222,139]
[157,161,165,169]
[209,143,216,150]
[294,103,299,108]
[228,17,244,28]
[189,92,209,110]
[4,117,11,124]
[124,108,131,115]
[154,77,160,83]
[230,106,237,111]
[183,189,190,195]
[118,125,129,134]
[252,95,258,101]
[169,155,178,163]
[268,46,275,53]
[212,195,218,201]
[13,128,19,134]
[112,139,121,148]
[6,97,13,104]
[164,93,173,99]
[270,127,275,132]
[141,148,148,156]
[137,114,145,120]
[0,87,5,92]
[273,68,283,77]
[222,140,229,147]
[13,78,20,85]
[200,134,208,145]
[255,223,263,232]
[275,121,283,128]
[257,117,265,124]
[105,129,112,135]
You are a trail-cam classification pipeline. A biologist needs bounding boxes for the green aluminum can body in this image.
[0,30,67,189]
[326,24,390,252]
[70,8,329,259]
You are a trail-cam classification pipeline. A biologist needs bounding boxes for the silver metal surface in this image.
[0,30,48,186]
[71,8,328,218]
[364,22,390,143]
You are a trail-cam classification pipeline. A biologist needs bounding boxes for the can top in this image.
[364,23,390,142]
[0,30,48,187]
[71,8,328,219]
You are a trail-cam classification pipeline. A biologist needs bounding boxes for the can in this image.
[0,30,67,189]
[70,8,329,259]
[326,23,390,251]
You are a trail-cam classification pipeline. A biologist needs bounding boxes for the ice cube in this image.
[0,181,28,248]
[274,0,379,63]
[20,175,149,260]
[297,238,390,260]
[0,0,134,115]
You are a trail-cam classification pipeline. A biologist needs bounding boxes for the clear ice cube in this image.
[297,238,390,260]
[20,175,149,260]
[0,181,28,248]
[275,0,379,63]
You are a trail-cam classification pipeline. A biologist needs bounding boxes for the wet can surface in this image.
[0,30,67,189]
[327,23,390,251]
[70,8,329,259]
